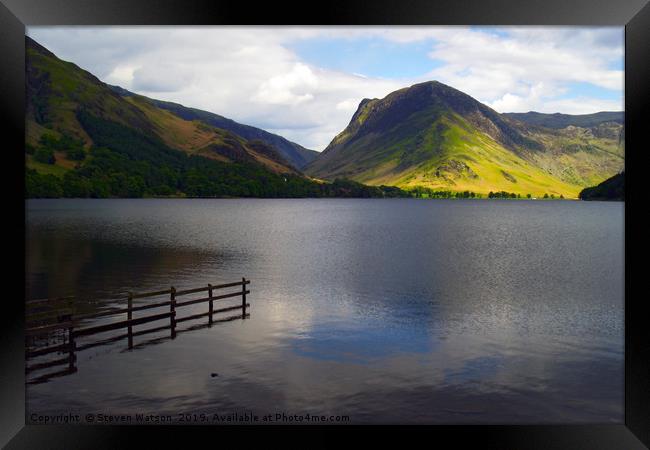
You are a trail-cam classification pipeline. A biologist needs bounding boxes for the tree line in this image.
[26,110,413,199]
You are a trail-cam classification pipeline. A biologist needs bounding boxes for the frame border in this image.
[2,0,648,448]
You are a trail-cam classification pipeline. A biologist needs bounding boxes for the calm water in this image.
[26,199,624,424]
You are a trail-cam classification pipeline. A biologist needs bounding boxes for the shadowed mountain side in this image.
[579,172,624,201]
[503,111,623,129]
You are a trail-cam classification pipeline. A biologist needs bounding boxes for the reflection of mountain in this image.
[26,234,232,302]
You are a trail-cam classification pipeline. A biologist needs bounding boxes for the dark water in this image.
[26,199,624,424]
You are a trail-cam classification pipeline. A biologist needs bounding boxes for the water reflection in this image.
[26,199,624,423]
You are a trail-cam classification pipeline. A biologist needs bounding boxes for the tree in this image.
[25,169,62,198]
[38,133,59,150]
[34,147,55,164]
[62,172,91,197]
[65,146,86,161]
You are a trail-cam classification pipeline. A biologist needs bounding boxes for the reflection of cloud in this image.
[290,320,435,363]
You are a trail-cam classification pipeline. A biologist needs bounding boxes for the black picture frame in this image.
[2,0,648,448]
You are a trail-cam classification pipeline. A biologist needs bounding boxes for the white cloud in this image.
[253,63,319,105]
[336,99,359,111]
[105,65,137,86]
[26,26,623,150]
[421,27,623,112]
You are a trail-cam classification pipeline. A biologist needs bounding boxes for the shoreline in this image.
[25,196,594,201]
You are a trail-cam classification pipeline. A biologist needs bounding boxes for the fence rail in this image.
[25,278,251,384]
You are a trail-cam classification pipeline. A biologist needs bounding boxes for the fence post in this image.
[127,292,133,349]
[242,277,247,318]
[68,297,76,371]
[68,324,75,371]
[208,284,213,326]
[170,286,176,339]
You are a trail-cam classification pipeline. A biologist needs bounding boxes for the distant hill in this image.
[503,111,623,129]
[306,81,624,198]
[107,85,318,170]
[579,172,624,201]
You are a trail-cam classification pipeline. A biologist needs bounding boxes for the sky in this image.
[27,26,624,151]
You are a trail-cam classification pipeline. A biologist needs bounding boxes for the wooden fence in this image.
[25,278,250,384]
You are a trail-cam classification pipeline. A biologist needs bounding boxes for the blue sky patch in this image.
[288,37,444,79]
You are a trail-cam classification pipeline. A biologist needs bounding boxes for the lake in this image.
[25,198,624,424]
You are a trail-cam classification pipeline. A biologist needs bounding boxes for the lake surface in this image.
[25,199,624,424]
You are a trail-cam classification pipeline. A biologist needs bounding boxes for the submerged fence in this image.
[25,278,250,384]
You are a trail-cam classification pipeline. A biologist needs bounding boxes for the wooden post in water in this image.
[127,292,133,349]
[68,298,75,370]
[170,286,176,339]
[208,283,213,326]
[242,277,247,318]
[68,323,75,371]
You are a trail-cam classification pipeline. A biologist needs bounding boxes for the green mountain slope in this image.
[24,37,410,199]
[25,36,303,177]
[107,84,318,169]
[306,81,624,198]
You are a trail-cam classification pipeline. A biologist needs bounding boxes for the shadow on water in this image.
[26,235,239,301]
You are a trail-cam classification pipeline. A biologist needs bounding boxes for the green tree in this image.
[25,169,62,198]
[62,172,91,197]
[38,133,59,150]
[65,146,86,161]
[34,147,55,164]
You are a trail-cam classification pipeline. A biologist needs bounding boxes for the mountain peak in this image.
[306,80,623,198]
[324,79,532,155]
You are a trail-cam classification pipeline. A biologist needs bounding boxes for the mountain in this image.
[25,35,312,177]
[107,85,318,170]
[579,171,624,201]
[306,81,624,198]
[502,111,623,129]
[25,37,408,199]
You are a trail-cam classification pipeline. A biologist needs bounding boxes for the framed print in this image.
[1,0,648,448]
